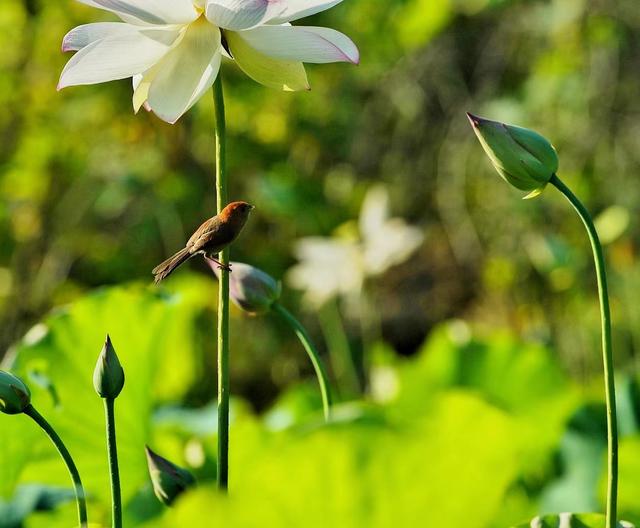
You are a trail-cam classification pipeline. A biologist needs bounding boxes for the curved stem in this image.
[550,173,618,527]
[319,300,360,397]
[213,74,230,491]
[104,399,122,528]
[24,405,88,527]
[273,302,333,421]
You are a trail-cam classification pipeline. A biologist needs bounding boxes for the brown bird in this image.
[152,201,254,284]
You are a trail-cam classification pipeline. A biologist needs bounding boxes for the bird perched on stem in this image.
[152,201,254,284]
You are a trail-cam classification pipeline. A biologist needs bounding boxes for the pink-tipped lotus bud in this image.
[145,446,195,506]
[467,113,558,197]
[209,261,281,315]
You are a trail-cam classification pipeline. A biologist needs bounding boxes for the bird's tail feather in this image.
[153,248,192,283]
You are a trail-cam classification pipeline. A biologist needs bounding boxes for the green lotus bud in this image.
[0,370,31,414]
[145,446,196,506]
[467,113,559,197]
[209,260,282,315]
[93,335,125,399]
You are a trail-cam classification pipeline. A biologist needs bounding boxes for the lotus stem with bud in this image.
[94,335,125,528]
[1,370,88,527]
[468,113,618,528]
[209,260,333,420]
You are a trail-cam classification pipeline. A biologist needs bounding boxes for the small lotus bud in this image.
[209,260,281,315]
[93,335,125,399]
[467,113,558,196]
[0,371,31,414]
[145,445,196,506]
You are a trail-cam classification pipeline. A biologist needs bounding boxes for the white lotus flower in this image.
[287,185,424,308]
[59,0,359,123]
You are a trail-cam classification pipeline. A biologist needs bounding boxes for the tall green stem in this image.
[273,302,332,421]
[24,405,88,527]
[213,75,230,491]
[550,173,618,527]
[104,399,121,528]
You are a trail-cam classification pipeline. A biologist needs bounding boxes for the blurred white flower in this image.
[287,185,424,307]
[359,185,425,275]
[59,0,359,123]
[288,237,363,306]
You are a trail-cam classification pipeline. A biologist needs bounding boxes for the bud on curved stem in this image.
[469,114,619,526]
[145,446,196,506]
[210,262,332,421]
[467,113,558,197]
[1,372,87,524]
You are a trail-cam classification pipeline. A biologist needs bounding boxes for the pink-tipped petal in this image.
[238,25,359,64]
[58,28,179,89]
[62,22,140,52]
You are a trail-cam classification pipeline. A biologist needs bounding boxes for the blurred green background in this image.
[2,0,640,526]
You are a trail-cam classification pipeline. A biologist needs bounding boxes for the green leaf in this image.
[396,324,573,414]
[161,392,520,527]
[0,280,213,522]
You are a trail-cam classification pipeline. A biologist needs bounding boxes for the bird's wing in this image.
[187,216,222,253]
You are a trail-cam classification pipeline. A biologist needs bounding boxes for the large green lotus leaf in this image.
[161,391,518,528]
[394,323,580,479]
[398,324,570,413]
[511,513,634,527]
[0,278,214,526]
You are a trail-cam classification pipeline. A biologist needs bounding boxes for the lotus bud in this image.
[93,335,125,399]
[209,260,282,315]
[145,446,196,506]
[0,371,31,414]
[467,113,559,197]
